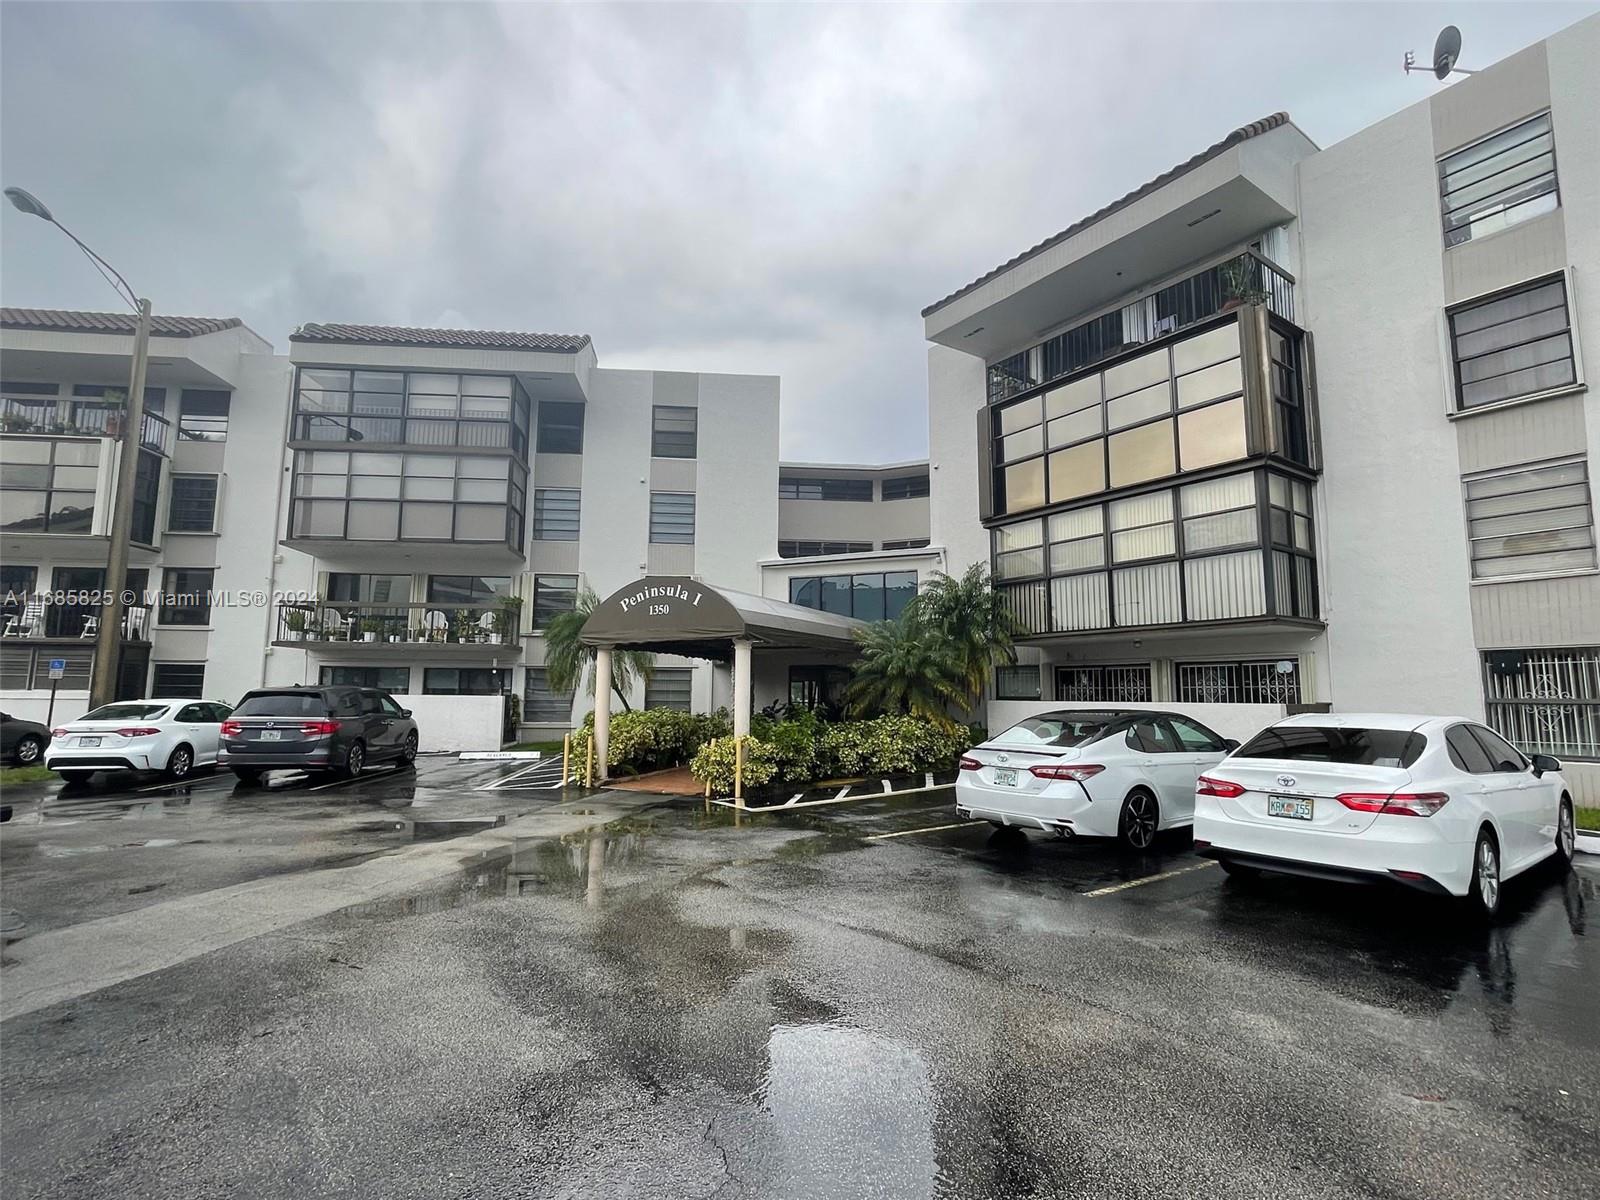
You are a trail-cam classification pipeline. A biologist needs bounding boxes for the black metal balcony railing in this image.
[988,251,1296,404]
[0,401,174,456]
[291,413,522,452]
[0,598,154,642]
[273,600,524,647]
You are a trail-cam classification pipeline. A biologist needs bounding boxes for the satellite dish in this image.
[1433,25,1462,79]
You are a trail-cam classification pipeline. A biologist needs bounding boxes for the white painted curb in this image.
[1575,832,1600,857]
[459,751,543,761]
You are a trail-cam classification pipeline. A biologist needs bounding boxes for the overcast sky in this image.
[1,2,1590,462]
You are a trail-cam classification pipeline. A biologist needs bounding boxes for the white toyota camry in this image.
[1193,713,1576,917]
[955,708,1237,850]
[46,698,235,783]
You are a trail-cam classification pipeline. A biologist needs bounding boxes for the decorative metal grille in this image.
[1176,660,1300,704]
[1055,665,1152,703]
[1482,647,1600,760]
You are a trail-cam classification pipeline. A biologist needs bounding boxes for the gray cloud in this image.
[3,1,1589,460]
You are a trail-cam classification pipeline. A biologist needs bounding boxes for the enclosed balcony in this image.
[271,600,522,657]
[290,368,530,454]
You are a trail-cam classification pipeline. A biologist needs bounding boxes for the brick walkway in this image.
[605,766,702,796]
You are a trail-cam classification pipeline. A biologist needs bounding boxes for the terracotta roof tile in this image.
[1,308,242,337]
[290,322,591,353]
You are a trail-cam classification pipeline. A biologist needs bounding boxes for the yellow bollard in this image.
[585,733,594,789]
[562,733,571,785]
[734,736,745,808]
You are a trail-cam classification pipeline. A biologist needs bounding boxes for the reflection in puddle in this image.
[760,1022,936,1199]
[504,825,652,906]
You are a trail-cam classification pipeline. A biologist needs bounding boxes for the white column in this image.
[593,646,613,782]
[732,637,753,739]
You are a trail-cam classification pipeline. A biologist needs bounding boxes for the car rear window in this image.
[81,703,170,721]
[232,693,330,718]
[990,715,1113,750]
[1236,726,1426,769]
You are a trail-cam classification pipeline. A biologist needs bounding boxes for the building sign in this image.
[617,580,707,620]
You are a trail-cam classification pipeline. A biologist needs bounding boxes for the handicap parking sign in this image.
[48,658,66,679]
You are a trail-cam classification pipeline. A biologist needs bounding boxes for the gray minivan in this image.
[219,686,418,783]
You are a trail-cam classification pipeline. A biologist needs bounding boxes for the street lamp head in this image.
[4,187,54,222]
[347,428,365,442]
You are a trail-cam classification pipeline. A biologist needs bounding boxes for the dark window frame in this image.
[151,663,207,699]
[1447,273,1577,412]
[651,405,698,459]
[290,367,529,454]
[158,568,215,627]
[531,574,579,628]
[536,401,585,454]
[1437,111,1559,249]
[779,476,874,502]
[788,569,917,621]
[994,665,1041,700]
[648,491,695,545]
[167,474,220,533]
[881,474,930,501]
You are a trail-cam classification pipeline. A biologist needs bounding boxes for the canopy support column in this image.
[732,637,753,740]
[593,647,613,782]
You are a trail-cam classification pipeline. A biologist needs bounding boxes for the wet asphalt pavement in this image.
[1,757,1596,1199]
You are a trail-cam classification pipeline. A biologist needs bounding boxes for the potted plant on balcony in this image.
[285,609,308,641]
[1219,257,1267,313]
[493,596,523,646]
[360,617,380,643]
[453,609,477,644]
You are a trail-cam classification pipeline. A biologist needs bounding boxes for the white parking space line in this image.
[307,769,397,792]
[133,775,238,795]
[865,821,975,841]
[1082,861,1217,897]
[477,758,568,791]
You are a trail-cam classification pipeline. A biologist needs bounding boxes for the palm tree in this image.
[914,563,1022,709]
[543,585,654,711]
[844,610,966,724]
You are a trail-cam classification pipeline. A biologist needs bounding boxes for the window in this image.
[789,570,916,620]
[159,568,214,626]
[289,450,524,547]
[789,665,850,712]
[881,474,929,500]
[1167,716,1227,752]
[293,369,527,451]
[645,668,693,711]
[178,390,229,442]
[524,668,574,722]
[1438,112,1558,247]
[2,565,37,628]
[0,437,100,534]
[649,492,695,544]
[129,449,161,545]
[994,665,1041,700]
[1055,665,1152,703]
[532,575,579,628]
[777,540,874,558]
[651,405,697,458]
[426,576,509,604]
[16,645,93,689]
[1448,275,1576,411]
[532,488,580,540]
[320,666,412,693]
[168,475,219,533]
[152,663,207,698]
[1176,660,1300,704]
[1446,724,1496,774]
[327,573,410,603]
[1127,719,1181,754]
[1235,725,1425,768]
[537,402,584,454]
[1463,457,1595,579]
[880,539,931,551]
[1482,647,1600,760]
[423,667,505,695]
[779,476,874,501]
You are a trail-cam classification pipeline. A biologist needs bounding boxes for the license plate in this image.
[79,736,101,748]
[1268,794,1314,821]
[992,766,1019,787]
[259,730,282,741]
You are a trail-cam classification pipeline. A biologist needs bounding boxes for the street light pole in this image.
[5,186,152,707]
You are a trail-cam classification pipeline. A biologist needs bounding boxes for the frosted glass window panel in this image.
[1051,573,1110,631]
[1105,347,1169,400]
[461,375,512,397]
[1046,406,1102,448]
[346,500,400,541]
[349,475,401,499]
[403,477,453,500]
[994,546,1046,580]
[1002,426,1044,463]
[1171,321,1241,376]
[1107,381,1172,430]
[1180,472,1255,517]
[454,505,508,541]
[1268,473,1290,507]
[998,397,1042,436]
[1110,489,1174,531]
[1176,358,1243,409]
[1184,551,1267,621]
[1112,561,1182,626]
[994,519,1044,552]
[1048,441,1106,502]
[1044,375,1101,419]
[1294,515,1313,551]
[456,479,507,503]
[1183,509,1259,552]
[1112,523,1176,562]
[1051,536,1106,573]
[1048,506,1103,542]
[1178,397,1248,471]
[350,453,403,475]
[300,474,346,498]
[299,500,344,537]
[404,455,455,477]
[400,502,453,539]
[1108,421,1175,487]
[1004,458,1046,512]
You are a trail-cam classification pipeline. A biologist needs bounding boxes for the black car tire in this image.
[165,744,194,781]
[1117,789,1161,852]
[1554,798,1575,870]
[1466,828,1501,921]
[397,731,418,767]
[58,770,95,784]
[232,768,263,785]
[342,740,366,780]
[13,735,43,766]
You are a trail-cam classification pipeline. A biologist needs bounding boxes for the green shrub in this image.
[572,706,732,776]
[689,713,974,793]
[690,735,779,793]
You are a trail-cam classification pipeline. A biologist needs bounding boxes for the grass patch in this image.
[1576,806,1600,834]
[0,764,58,785]
[506,740,566,755]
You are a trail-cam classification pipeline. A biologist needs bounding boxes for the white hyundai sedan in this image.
[956,708,1237,850]
[46,698,234,783]
[1193,713,1577,918]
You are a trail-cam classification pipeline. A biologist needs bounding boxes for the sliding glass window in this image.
[289,450,526,548]
[292,368,530,453]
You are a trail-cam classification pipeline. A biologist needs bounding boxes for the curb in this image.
[1576,832,1600,857]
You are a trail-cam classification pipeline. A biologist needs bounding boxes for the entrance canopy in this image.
[581,576,862,660]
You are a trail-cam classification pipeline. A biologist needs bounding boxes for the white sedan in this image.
[46,698,234,783]
[956,708,1237,850]
[1193,713,1576,918]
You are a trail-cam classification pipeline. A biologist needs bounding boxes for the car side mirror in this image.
[1222,738,1241,752]
[1530,753,1561,777]
[401,709,412,719]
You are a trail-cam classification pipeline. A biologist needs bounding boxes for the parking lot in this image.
[2,755,1597,1199]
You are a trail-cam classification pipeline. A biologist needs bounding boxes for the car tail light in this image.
[300,719,341,736]
[115,727,161,738]
[51,727,68,737]
[1197,776,1246,798]
[220,720,242,737]
[1336,792,1450,817]
[1192,838,1212,850]
[1029,763,1105,781]
[958,756,982,771]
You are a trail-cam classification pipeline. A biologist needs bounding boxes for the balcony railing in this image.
[273,600,524,648]
[291,413,521,452]
[0,402,174,456]
[988,250,1296,404]
[1,599,154,642]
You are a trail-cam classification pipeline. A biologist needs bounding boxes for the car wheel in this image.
[231,768,263,785]
[58,770,95,784]
[1467,829,1501,920]
[13,735,44,766]
[1117,789,1160,852]
[1218,858,1260,881]
[1554,798,1575,870]
[343,741,366,780]
[165,744,194,781]
[397,731,418,768]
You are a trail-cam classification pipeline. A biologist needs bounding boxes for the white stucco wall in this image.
[391,693,504,753]
[925,344,989,578]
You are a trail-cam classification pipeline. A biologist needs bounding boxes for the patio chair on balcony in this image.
[423,610,449,642]
[2,598,44,639]
[321,611,352,641]
[476,611,498,643]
